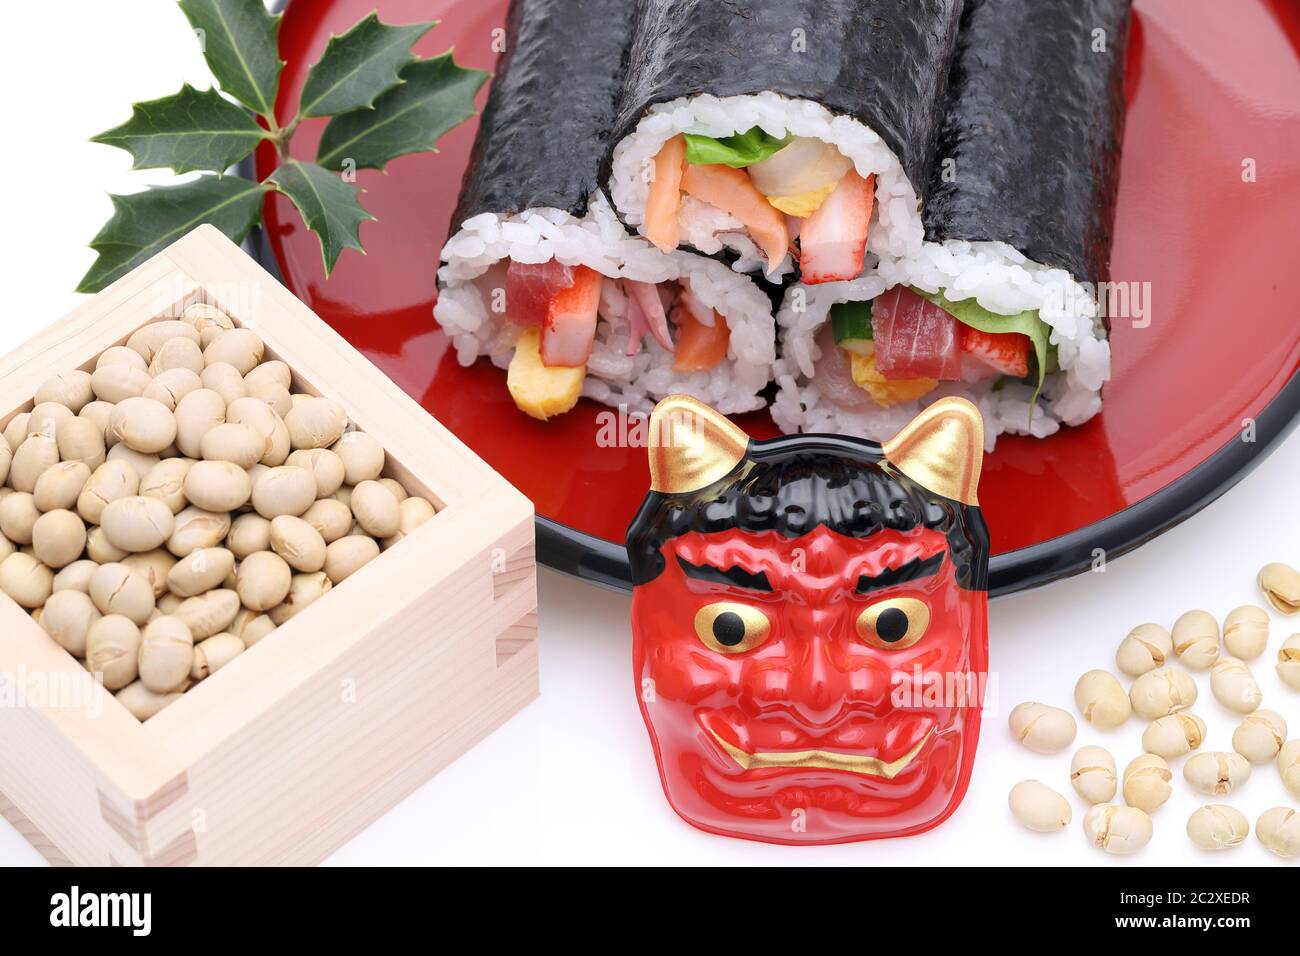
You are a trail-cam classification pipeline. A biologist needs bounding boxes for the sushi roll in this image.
[603,0,964,280]
[773,0,1131,446]
[436,0,776,420]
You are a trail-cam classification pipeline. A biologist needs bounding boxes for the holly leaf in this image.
[91,84,268,175]
[266,159,373,273]
[315,54,487,171]
[297,13,435,119]
[178,0,283,118]
[78,176,266,293]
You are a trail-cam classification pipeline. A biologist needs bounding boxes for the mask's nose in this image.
[779,611,890,725]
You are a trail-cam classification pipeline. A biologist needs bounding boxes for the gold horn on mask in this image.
[882,397,984,505]
[648,395,749,494]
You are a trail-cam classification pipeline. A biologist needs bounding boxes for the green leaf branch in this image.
[81,0,487,293]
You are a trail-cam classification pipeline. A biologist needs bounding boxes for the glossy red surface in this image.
[631,526,986,844]
[258,0,1300,557]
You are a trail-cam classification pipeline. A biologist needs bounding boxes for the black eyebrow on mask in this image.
[856,553,944,594]
[676,556,773,592]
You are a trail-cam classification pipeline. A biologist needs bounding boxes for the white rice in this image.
[435,193,776,415]
[772,240,1111,450]
[607,92,926,277]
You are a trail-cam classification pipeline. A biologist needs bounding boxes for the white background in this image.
[1,1,1297,867]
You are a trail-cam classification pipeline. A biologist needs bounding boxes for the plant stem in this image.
[268,116,301,162]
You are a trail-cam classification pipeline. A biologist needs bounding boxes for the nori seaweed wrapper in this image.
[923,0,1132,286]
[605,0,964,205]
[451,0,638,229]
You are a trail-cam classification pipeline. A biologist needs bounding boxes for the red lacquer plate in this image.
[251,0,1300,595]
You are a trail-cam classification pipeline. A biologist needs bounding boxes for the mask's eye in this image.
[693,602,771,654]
[856,598,930,649]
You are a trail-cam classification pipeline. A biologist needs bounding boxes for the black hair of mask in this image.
[627,433,988,591]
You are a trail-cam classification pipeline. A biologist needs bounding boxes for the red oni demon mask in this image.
[626,396,989,845]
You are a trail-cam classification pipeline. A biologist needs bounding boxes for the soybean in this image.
[251,466,315,519]
[149,336,204,376]
[1083,804,1152,855]
[268,571,331,625]
[199,362,247,406]
[0,492,38,544]
[33,461,92,512]
[85,614,142,690]
[85,526,128,564]
[127,320,199,363]
[323,535,379,584]
[1278,635,1300,690]
[183,459,252,512]
[332,431,384,485]
[106,443,159,481]
[100,496,175,553]
[1222,604,1269,659]
[52,560,97,594]
[1210,656,1262,714]
[142,367,202,410]
[1122,754,1173,813]
[1074,669,1130,729]
[1171,609,1220,669]
[175,588,240,639]
[35,370,94,412]
[173,388,226,458]
[76,460,139,524]
[1256,807,1300,858]
[199,422,266,469]
[1232,710,1287,764]
[382,496,436,549]
[1008,702,1077,754]
[121,549,176,599]
[182,302,234,347]
[90,363,151,403]
[350,480,400,538]
[236,551,292,611]
[115,680,185,721]
[1008,780,1071,833]
[1183,751,1251,796]
[269,515,326,573]
[302,498,352,543]
[139,458,191,514]
[166,507,231,557]
[1070,746,1117,804]
[285,397,347,449]
[227,513,271,558]
[137,616,194,693]
[1142,712,1207,759]
[191,633,244,680]
[1129,668,1197,719]
[1187,805,1249,850]
[203,328,264,375]
[55,417,106,470]
[88,562,155,624]
[1259,562,1300,614]
[27,402,73,439]
[1281,740,1300,797]
[0,552,54,608]
[286,448,345,498]
[10,434,59,492]
[39,589,101,656]
[166,547,235,598]
[31,510,87,569]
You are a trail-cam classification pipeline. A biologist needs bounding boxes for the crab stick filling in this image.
[644,133,874,282]
[499,260,731,420]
